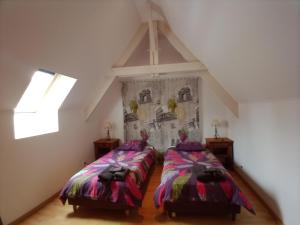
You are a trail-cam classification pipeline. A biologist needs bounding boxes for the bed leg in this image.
[231,212,236,221]
[72,205,78,213]
[167,211,171,218]
[167,211,176,218]
[125,209,130,217]
[172,212,176,218]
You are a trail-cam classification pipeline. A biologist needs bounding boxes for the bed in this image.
[154,147,255,220]
[60,144,155,213]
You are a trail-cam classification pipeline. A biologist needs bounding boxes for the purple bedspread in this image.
[60,146,155,208]
[154,149,255,214]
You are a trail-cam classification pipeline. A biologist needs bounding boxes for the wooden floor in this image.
[19,166,280,225]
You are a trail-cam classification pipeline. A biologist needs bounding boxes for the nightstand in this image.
[94,138,119,160]
[205,138,234,169]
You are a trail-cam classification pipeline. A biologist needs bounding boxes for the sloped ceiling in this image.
[135,0,300,102]
[0,0,141,111]
[1,0,299,112]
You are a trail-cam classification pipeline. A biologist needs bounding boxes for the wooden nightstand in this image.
[205,138,234,169]
[94,138,119,160]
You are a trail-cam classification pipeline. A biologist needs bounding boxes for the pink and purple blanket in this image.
[60,146,155,208]
[154,149,255,214]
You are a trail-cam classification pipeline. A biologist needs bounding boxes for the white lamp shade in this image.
[211,119,221,127]
[104,122,112,129]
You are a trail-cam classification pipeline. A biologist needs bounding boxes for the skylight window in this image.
[14,69,77,139]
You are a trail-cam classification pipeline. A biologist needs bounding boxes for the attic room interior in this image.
[0,0,299,225]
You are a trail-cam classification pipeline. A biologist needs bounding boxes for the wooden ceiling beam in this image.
[105,20,239,119]
[148,20,159,65]
[112,62,207,77]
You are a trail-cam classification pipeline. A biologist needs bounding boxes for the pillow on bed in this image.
[116,140,147,151]
[140,129,149,141]
[178,128,188,142]
[176,141,203,151]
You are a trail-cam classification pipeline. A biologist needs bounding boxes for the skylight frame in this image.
[14,69,77,139]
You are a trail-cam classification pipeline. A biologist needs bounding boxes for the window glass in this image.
[14,70,77,139]
[15,70,54,112]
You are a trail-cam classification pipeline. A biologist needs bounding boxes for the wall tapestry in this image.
[122,77,202,152]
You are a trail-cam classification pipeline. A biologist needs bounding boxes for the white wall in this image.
[202,78,232,139]
[0,110,100,224]
[229,98,300,225]
[0,1,140,224]
[90,79,125,143]
[0,83,126,225]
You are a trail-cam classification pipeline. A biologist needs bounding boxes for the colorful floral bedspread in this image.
[154,149,255,214]
[60,146,155,208]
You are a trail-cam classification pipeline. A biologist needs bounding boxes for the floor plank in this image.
[18,166,279,225]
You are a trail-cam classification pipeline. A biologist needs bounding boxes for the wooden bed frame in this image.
[164,199,241,220]
[67,162,155,215]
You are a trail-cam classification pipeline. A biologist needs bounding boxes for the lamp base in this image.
[106,129,111,140]
[214,126,219,139]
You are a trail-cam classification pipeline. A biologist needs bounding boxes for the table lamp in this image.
[211,119,221,139]
[104,122,112,139]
